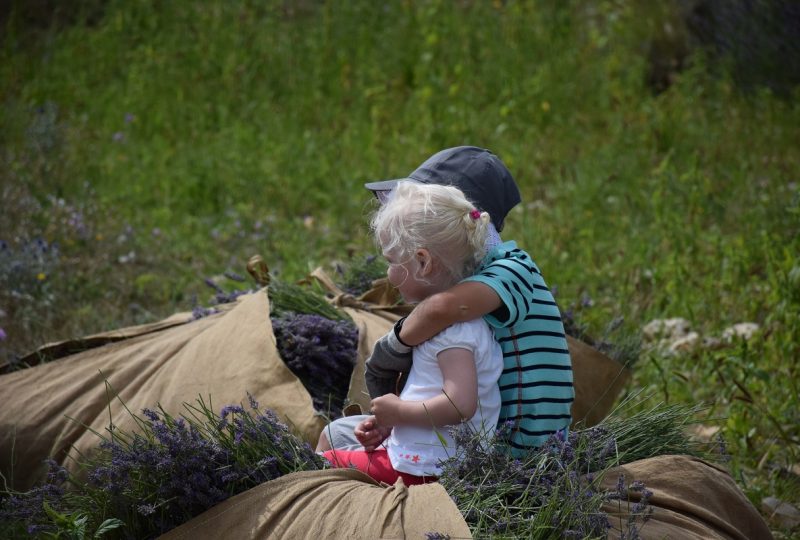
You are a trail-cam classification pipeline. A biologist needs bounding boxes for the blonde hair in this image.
[371,181,490,286]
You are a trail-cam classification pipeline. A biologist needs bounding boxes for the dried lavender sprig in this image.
[194,269,350,323]
[223,271,246,283]
[593,394,713,467]
[607,474,655,540]
[77,394,327,538]
[268,279,351,322]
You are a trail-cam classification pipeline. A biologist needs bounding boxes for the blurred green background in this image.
[1,0,798,534]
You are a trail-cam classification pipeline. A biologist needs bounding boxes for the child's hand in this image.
[354,416,391,451]
[370,393,406,427]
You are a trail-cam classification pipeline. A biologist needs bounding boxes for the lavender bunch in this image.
[438,397,703,539]
[0,460,68,537]
[0,459,124,539]
[271,312,358,419]
[438,425,615,538]
[79,394,326,538]
[87,413,233,534]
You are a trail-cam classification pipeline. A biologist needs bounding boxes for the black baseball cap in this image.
[365,146,521,231]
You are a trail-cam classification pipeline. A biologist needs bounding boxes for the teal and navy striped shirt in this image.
[464,241,574,455]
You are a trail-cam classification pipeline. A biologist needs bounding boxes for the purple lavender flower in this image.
[629,480,645,492]
[247,392,259,410]
[271,312,358,418]
[0,460,68,534]
[224,271,246,282]
[613,474,627,500]
[137,503,157,516]
[196,277,255,307]
[220,405,245,419]
[203,278,224,294]
[191,305,218,320]
[142,408,160,422]
[83,400,325,537]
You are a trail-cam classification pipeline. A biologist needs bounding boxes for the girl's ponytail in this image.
[462,209,490,269]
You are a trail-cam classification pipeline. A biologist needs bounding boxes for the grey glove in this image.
[365,330,413,398]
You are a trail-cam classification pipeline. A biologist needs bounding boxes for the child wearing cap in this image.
[316,146,574,457]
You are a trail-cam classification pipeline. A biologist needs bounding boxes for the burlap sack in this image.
[159,469,471,540]
[600,455,773,539]
[567,335,631,427]
[310,268,631,425]
[0,290,327,491]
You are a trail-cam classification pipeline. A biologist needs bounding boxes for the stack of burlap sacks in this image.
[0,273,772,539]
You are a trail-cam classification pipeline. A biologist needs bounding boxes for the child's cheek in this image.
[387,265,406,288]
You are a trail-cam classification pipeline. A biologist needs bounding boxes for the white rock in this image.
[642,319,665,341]
[722,322,760,343]
[669,332,700,354]
[643,317,692,342]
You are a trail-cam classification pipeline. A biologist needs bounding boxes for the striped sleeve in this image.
[464,248,547,328]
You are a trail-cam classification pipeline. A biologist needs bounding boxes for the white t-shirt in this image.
[387,319,503,477]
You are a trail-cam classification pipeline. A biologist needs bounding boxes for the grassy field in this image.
[1,0,798,536]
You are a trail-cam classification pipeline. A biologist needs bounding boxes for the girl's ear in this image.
[415,248,433,277]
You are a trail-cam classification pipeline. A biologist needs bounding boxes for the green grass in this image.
[1,0,798,536]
